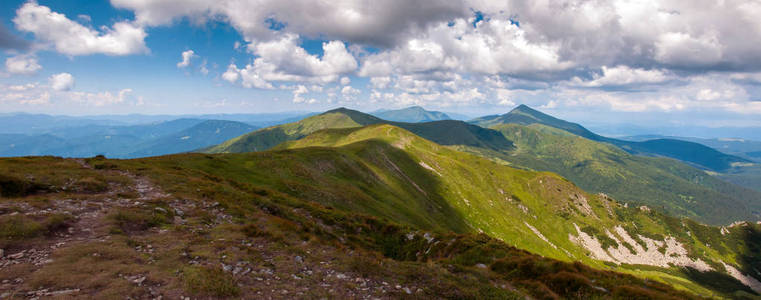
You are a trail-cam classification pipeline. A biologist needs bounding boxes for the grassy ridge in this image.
[471,105,751,172]
[480,123,761,225]
[205,107,513,154]
[3,125,759,297]
[270,124,761,296]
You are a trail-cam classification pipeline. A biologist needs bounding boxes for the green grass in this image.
[479,123,761,225]
[2,123,759,298]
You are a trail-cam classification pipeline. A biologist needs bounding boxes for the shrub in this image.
[0,174,48,197]
[109,207,170,233]
[0,214,43,242]
[183,266,239,297]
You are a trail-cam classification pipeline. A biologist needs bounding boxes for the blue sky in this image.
[2,0,761,127]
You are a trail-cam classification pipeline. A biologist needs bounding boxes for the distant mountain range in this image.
[623,134,761,162]
[0,119,257,158]
[371,106,452,122]
[204,106,761,225]
[5,105,761,297]
[472,105,750,172]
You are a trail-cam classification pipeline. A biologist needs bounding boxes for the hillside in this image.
[372,106,452,122]
[205,108,513,153]
[472,105,751,172]
[2,125,760,298]
[479,123,761,225]
[207,108,759,225]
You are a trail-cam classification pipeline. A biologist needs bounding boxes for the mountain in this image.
[624,134,761,162]
[126,120,258,157]
[205,107,513,153]
[3,124,757,298]
[481,123,761,225]
[207,107,759,225]
[371,106,451,122]
[0,119,256,158]
[471,105,751,172]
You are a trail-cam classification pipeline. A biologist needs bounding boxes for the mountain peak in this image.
[372,106,451,123]
[508,104,544,117]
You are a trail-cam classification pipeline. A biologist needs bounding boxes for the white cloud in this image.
[341,85,360,96]
[177,50,195,68]
[69,88,134,106]
[572,66,670,88]
[49,73,75,91]
[13,2,148,56]
[292,84,316,104]
[224,34,357,88]
[110,0,465,46]
[5,54,42,75]
[221,64,240,83]
[340,77,351,85]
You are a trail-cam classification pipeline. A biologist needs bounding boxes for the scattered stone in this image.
[294,255,303,264]
[154,207,167,214]
[475,263,488,269]
[403,287,412,294]
[8,252,25,260]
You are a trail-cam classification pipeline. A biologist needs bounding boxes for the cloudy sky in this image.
[2,0,761,126]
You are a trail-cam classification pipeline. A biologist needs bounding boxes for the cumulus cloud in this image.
[49,73,75,91]
[571,66,671,88]
[110,0,466,46]
[292,84,316,104]
[177,50,195,68]
[223,34,357,88]
[5,54,42,75]
[13,2,148,56]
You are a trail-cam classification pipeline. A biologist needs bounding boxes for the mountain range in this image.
[2,105,761,298]
[0,119,257,158]
[371,106,452,122]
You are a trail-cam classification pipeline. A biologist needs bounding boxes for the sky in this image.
[2,0,761,127]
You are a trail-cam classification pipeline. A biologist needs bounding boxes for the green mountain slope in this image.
[3,151,704,299]
[255,124,761,296]
[372,106,452,122]
[472,105,750,172]
[205,108,513,153]
[479,123,761,225]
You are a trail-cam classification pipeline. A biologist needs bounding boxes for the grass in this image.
[183,266,240,297]
[0,213,72,248]
[0,123,758,298]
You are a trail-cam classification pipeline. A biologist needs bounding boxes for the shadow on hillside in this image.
[681,267,757,297]
[739,225,761,282]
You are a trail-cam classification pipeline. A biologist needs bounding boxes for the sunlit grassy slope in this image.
[3,124,760,297]
[271,124,761,297]
[204,107,513,154]
[471,105,751,172]
[473,123,761,225]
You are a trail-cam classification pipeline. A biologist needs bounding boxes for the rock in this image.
[154,207,168,214]
[174,208,184,216]
[475,263,488,269]
[133,276,146,285]
[403,287,412,294]
[294,255,303,264]
[8,252,25,259]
